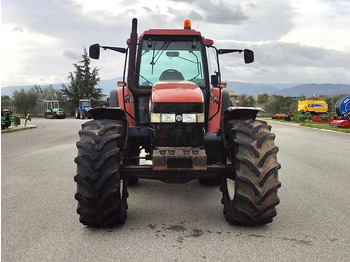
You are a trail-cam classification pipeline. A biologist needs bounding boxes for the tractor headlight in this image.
[150,113,204,123]
[182,113,196,123]
[150,113,161,123]
[197,113,204,123]
[161,113,176,123]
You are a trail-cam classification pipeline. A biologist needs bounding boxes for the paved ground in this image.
[2,118,350,262]
[1,125,37,133]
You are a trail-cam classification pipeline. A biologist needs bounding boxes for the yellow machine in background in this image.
[298,100,328,114]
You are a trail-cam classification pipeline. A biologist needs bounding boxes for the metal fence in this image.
[1,101,46,116]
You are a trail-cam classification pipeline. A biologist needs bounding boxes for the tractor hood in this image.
[151,81,204,103]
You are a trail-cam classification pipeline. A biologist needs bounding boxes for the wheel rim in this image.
[226,156,235,201]
[120,179,123,198]
[226,178,235,201]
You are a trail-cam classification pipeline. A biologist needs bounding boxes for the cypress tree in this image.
[62,48,102,113]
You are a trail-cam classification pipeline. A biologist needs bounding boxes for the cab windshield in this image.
[80,101,91,107]
[138,40,205,87]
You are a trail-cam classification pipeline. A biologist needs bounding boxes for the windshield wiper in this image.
[150,40,171,74]
[139,75,153,86]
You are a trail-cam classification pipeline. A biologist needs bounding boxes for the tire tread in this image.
[222,119,281,225]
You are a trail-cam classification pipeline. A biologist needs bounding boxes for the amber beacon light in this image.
[184,19,191,29]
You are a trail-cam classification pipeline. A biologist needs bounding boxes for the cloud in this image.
[11,27,24,32]
[281,0,350,52]
[62,50,82,60]
[142,7,152,12]
[217,40,350,68]
[216,40,350,83]
[169,0,248,25]
[1,0,350,86]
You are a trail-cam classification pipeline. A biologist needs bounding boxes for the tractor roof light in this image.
[219,82,227,88]
[184,19,191,29]
[117,81,125,87]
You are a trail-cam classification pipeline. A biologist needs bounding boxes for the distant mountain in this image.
[226,82,350,97]
[1,83,63,97]
[226,82,280,97]
[2,79,349,98]
[272,84,350,97]
[95,78,123,96]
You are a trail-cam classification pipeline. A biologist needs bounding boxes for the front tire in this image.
[75,110,80,119]
[221,119,281,225]
[74,119,128,227]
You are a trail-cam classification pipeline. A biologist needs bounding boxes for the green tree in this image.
[62,48,102,113]
[238,94,256,107]
[13,89,38,114]
[263,95,297,115]
[257,93,269,105]
[1,95,12,102]
[32,84,64,102]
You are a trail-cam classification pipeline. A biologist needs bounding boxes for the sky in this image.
[1,0,350,87]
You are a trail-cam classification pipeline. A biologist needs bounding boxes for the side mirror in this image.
[89,44,100,59]
[244,49,254,63]
[211,74,219,87]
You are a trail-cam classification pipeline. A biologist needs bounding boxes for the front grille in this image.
[152,123,204,146]
[153,102,204,113]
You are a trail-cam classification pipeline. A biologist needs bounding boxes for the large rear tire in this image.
[74,119,128,227]
[221,119,281,225]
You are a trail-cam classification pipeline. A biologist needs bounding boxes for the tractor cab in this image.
[137,35,206,88]
[135,29,208,125]
[75,99,93,119]
[44,100,65,119]
[79,99,92,108]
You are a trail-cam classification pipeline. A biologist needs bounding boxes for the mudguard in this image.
[223,107,264,122]
[89,107,127,125]
[221,107,264,148]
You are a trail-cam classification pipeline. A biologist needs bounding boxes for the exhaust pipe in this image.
[127,18,151,96]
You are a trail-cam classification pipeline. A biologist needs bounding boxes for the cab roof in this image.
[140,29,202,39]
[134,29,213,46]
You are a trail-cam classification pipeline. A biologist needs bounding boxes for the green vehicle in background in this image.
[1,109,12,129]
[44,100,65,119]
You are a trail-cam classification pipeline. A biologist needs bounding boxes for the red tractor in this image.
[74,19,281,227]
